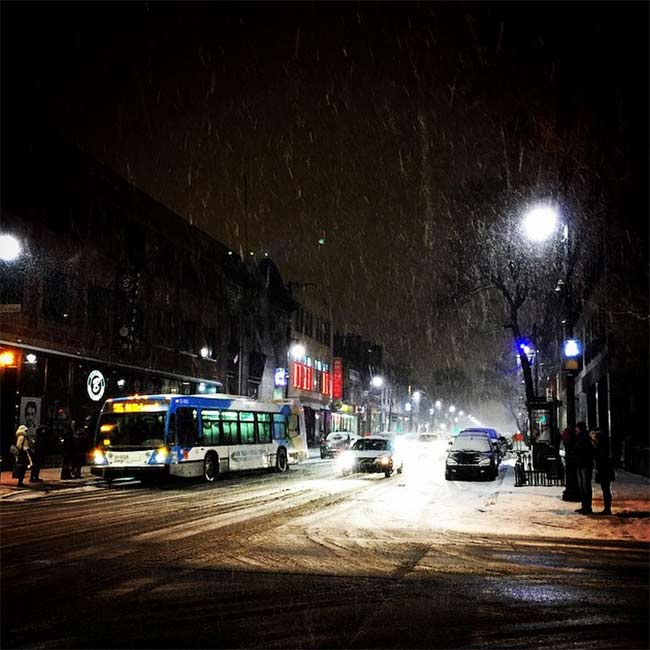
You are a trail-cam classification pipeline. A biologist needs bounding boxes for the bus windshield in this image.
[97,411,167,448]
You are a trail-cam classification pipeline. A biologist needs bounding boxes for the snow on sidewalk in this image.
[450,461,650,543]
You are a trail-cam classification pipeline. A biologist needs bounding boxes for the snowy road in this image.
[2,446,648,648]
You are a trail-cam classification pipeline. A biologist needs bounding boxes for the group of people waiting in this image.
[11,420,91,487]
[571,421,615,515]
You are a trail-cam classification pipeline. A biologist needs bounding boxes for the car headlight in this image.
[379,456,391,466]
[155,446,170,464]
[478,457,492,466]
[337,451,355,470]
[446,457,457,466]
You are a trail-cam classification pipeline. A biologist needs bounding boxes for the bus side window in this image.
[177,407,198,447]
[221,411,239,445]
[201,410,220,446]
[273,414,287,440]
[257,413,272,443]
[240,412,255,444]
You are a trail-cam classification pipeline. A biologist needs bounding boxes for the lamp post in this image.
[371,375,383,432]
[434,399,442,432]
[412,389,435,432]
[522,204,579,500]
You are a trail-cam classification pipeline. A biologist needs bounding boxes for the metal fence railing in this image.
[514,451,565,487]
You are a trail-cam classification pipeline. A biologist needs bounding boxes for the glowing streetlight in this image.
[0,234,22,262]
[448,405,456,414]
[370,375,384,389]
[290,343,306,359]
[435,400,442,410]
[522,205,559,242]
[412,390,422,401]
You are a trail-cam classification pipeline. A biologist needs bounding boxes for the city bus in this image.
[90,394,309,482]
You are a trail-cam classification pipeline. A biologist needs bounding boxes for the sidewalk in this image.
[0,466,97,498]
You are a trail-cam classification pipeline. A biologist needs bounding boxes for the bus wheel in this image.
[275,448,289,473]
[204,452,219,483]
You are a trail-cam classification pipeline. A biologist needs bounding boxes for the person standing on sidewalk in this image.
[574,421,595,514]
[11,425,32,487]
[595,428,615,515]
[29,426,47,483]
[60,420,74,480]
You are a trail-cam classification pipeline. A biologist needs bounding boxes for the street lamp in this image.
[371,375,384,389]
[0,234,22,262]
[290,343,306,359]
[522,203,579,500]
[521,205,558,242]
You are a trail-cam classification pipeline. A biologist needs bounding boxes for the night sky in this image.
[2,1,647,397]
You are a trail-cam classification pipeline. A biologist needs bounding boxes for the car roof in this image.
[459,428,498,436]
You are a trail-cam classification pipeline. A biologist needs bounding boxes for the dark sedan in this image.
[445,435,498,481]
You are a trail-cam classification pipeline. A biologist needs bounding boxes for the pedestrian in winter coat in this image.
[12,425,32,487]
[60,421,74,480]
[71,424,87,479]
[29,426,47,482]
[574,421,595,514]
[594,429,615,515]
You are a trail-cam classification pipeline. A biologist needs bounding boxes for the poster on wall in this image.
[20,396,42,437]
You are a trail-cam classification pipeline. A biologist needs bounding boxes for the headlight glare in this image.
[337,451,355,470]
[93,448,106,465]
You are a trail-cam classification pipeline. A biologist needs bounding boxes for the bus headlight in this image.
[155,447,170,464]
[337,451,355,471]
[93,449,107,465]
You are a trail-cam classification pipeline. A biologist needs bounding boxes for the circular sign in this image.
[87,370,106,402]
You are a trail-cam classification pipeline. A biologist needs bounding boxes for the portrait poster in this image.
[20,396,42,437]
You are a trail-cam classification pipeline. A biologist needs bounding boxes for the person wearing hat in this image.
[12,425,32,487]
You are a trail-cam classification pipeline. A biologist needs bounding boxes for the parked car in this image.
[445,434,498,481]
[457,428,505,461]
[337,436,403,478]
[320,431,358,458]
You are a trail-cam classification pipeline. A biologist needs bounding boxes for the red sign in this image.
[332,358,343,400]
[292,362,313,391]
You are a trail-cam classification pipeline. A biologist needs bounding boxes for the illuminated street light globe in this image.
[412,390,422,401]
[522,205,559,242]
[371,375,384,388]
[448,405,456,413]
[0,234,22,262]
[435,400,442,410]
[290,343,306,359]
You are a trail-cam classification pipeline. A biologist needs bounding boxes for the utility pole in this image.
[562,223,580,501]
